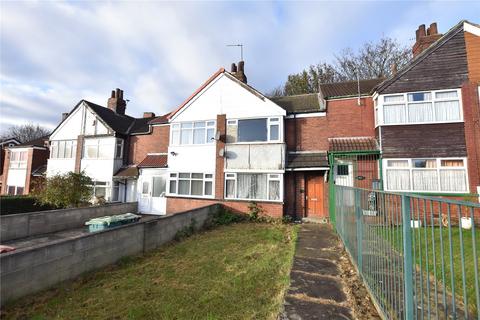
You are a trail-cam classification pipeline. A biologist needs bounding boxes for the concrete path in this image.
[280,223,379,320]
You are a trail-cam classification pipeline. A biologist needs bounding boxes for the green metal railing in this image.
[334,185,480,319]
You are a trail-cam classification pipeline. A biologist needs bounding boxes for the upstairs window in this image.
[381,89,461,125]
[227,117,281,143]
[115,139,124,159]
[50,140,77,159]
[170,121,216,146]
[9,151,27,169]
[83,139,113,159]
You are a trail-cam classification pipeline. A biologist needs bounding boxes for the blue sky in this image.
[0,1,478,132]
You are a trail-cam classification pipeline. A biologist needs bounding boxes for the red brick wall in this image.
[1,149,10,194]
[128,125,169,165]
[461,82,480,197]
[215,115,226,198]
[284,171,329,219]
[285,97,375,151]
[465,31,480,83]
[74,135,84,174]
[26,148,49,194]
[166,197,284,218]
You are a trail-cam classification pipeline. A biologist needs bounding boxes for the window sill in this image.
[224,197,283,204]
[377,120,464,127]
[226,141,284,145]
[166,194,215,200]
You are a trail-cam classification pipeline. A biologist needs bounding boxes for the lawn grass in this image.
[378,225,479,315]
[2,223,297,320]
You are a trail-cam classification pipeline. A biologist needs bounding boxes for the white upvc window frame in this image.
[383,157,469,193]
[227,116,283,144]
[50,140,77,159]
[114,138,124,159]
[170,120,216,146]
[377,88,463,126]
[167,172,214,199]
[83,138,114,160]
[9,150,27,169]
[224,172,283,202]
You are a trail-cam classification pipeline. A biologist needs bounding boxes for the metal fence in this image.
[334,185,480,320]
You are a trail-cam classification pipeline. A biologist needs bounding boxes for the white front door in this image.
[138,179,151,213]
[150,175,167,215]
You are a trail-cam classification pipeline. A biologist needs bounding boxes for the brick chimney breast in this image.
[231,60,247,84]
[107,88,127,115]
[143,112,155,118]
[412,22,443,58]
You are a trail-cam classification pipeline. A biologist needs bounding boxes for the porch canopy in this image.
[286,152,329,171]
[113,166,139,180]
[328,137,378,152]
[137,154,168,168]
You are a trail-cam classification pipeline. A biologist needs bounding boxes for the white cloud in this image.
[1,1,477,133]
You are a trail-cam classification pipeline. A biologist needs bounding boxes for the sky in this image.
[0,1,478,132]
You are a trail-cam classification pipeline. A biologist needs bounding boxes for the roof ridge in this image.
[321,78,383,86]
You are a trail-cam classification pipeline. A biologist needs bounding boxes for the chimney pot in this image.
[238,60,245,72]
[111,90,115,98]
[231,63,237,73]
[429,22,438,35]
[61,112,69,121]
[418,24,426,38]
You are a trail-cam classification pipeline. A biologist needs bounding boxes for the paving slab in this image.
[281,223,379,320]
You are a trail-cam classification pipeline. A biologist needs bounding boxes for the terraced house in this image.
[35,19,479,218]
[373,20,480,200]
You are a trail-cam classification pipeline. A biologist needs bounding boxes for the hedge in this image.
[0,196,58,215]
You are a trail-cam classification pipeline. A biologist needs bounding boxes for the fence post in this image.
[355,188,363,273]
[402,194,414,320]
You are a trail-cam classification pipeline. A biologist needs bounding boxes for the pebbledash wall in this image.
[0,204,219,306]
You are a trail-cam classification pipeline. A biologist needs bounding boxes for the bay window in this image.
[171,121,215,146]
[50,140,77,159]
[226,117,282,143]
[225,173,282,201]
[384,158,468,193]
[9,151,27,169]
[168,173,213,197]
[380,89,462,125]
[83,139,114,159]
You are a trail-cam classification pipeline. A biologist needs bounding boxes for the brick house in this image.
[373,20,480,201]
[1,136,49,195]
[274,78,383,220]
[46,89,169,204]
[0,137,21,190]
[162,62,286,217]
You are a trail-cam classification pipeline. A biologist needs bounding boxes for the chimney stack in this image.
[143,112,155,118]
[61,112,69,121]
[230,61,247,84]
[412,22,442,57]
[107,88,127,115]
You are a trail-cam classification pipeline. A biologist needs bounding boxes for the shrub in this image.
[0,196,56,215]
[247,202,264,221]
[211,207,246,226]
[33,171,93,208]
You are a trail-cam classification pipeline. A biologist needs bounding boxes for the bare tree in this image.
[269,36,412,96]
[1,123,50,143]
[334,36,411,80]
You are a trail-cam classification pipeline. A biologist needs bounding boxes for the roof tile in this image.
[328,137,378,152]
[138,154,168,168]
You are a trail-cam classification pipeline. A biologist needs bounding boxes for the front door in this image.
[306,174,325,217]
[150,175,166,215]
[138,179,151,213]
